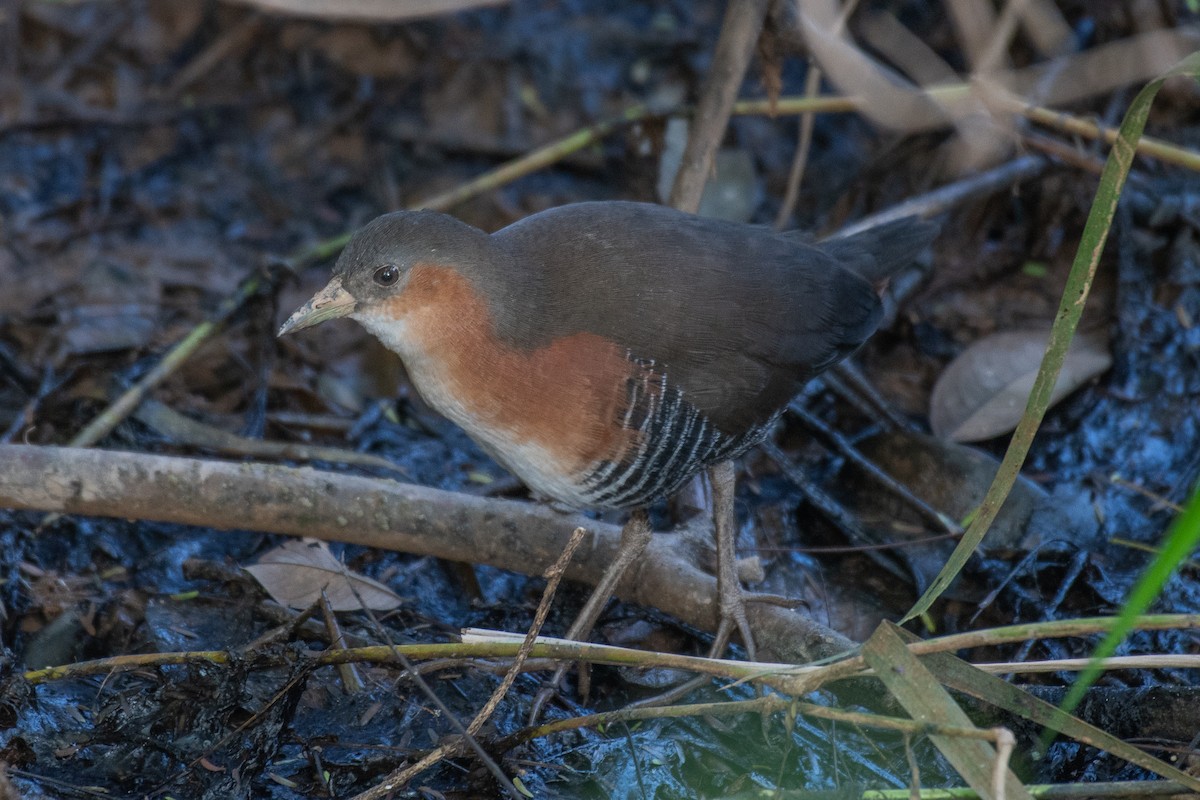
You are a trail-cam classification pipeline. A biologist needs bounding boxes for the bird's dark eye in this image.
[373,264,401,287]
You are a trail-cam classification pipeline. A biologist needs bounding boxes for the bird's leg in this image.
[708,459,756,660]
[564,508,652,641]
[530,509,652,721]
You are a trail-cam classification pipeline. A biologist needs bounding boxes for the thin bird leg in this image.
[564,508,652,641]
[530,510,652,722]
[708,459,756,660]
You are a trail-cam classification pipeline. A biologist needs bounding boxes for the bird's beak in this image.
[278,276,357,336]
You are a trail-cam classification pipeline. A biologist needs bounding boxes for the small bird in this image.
[280,201,936,656]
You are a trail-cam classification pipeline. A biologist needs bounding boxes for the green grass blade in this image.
[902,50,1200,622]
[1057,481,1200,718]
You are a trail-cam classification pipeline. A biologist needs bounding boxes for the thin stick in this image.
[1016,100,1200,172]
[774,65,824,229]
[352,527,589,799]
[412,105,650,212]
[163,13,264,97]
[68,270,272,448]
[504,693,1017,748]
[471,526,587,736]
[918,82,1200,173]
[774,0,862,229]
[23,618,1200,688]
[668,0,772,212]
[832,154,1047,236]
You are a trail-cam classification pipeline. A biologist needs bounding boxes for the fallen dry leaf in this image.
[226,0,508,22]
[56,260,161,356]
[245,539,402,611]
[281,25,419,77]
[837,429,1099,594]
[929,329,1112,442]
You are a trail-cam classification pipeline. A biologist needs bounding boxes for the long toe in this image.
[709,579,757,661]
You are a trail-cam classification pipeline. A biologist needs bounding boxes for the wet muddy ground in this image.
[0,1,1198,797]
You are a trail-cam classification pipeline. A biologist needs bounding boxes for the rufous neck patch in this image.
[369,264,639,476]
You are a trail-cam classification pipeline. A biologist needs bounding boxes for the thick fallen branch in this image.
[0,444,853,663]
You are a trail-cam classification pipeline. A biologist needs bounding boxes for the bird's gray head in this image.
[277,210,488,336]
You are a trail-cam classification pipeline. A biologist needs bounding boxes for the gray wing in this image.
[489,202,915,434]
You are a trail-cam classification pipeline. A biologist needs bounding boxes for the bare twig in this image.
[354,527,588,799]
[411,105,652,212]
[774,0,862,229]
[68,270,276,448]
[24,625,1200,690]
[472,527,586,737]
[502,693,1019,750]
[774,64,824,230]
[1013,98,1200,171]
[318,590,365,693]
[163,13,265,98]
[668,0,772,212]
[831,153,1048,236]
[134,399,409,477]
[778,408,961,537]
[44,9,130,91]
[0,444,855,664]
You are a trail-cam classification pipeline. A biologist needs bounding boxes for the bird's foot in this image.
[707,460,762,661]
[708,542,759,661]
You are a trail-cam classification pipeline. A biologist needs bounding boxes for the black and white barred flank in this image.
[578,354,772,510]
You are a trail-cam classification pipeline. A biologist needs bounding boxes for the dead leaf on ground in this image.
[280,24,419,77]
[929,329,1112,442]
[118,1,206,63]
[227,0,509,22]
[56,260,161,355]
[245,539,403,611]
[837,428,1100,594]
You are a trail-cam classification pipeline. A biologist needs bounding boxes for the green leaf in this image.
[1021,261,1048,278]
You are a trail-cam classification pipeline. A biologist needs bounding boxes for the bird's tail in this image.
[819,217,939,285]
